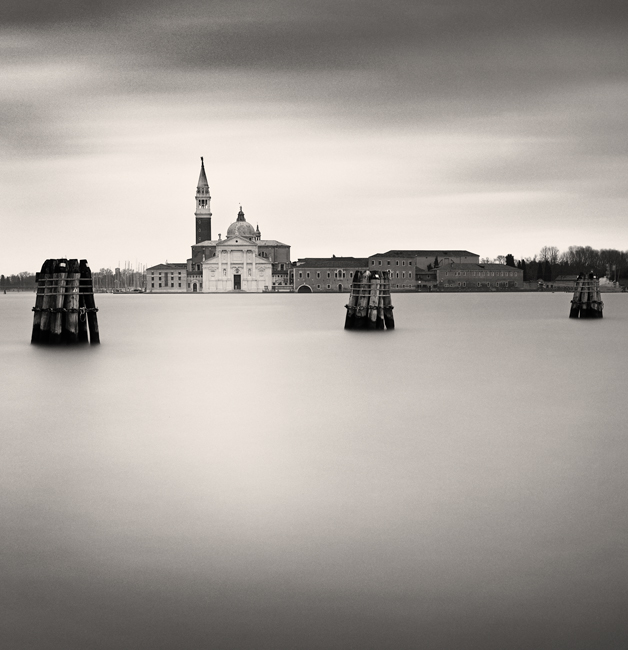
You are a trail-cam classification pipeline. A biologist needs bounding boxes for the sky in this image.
[1,0,627,274]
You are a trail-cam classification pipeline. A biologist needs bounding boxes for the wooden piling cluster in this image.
[31,259,100,344]
[344,270,394,330]
[569,273,604,319]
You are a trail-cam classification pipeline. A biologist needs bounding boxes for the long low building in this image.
[293,257,368,293]
[434,263,524,290]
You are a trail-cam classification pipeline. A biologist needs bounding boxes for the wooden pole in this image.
[31,259,52,344]
[80,260,100,344]
[344,270,361,330]
[354,270,371,329]
[38,259,57,344]
[63,259,81,343]
[49,259,68,345]
[367,271,381,329]
[382,270,395,329]
[569,274,583,318]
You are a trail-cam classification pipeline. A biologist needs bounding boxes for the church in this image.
[186,158,291,292]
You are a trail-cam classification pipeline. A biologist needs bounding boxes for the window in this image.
[402,272,405,278]
[299,272,303,278]
[396,261,399,266]
[171,283,174,288]
[409,261,412,266]
[378,261,382,266]
[371,261,375,265]
[151,282,154,288]
[387,260,390,266]
[159,283,162,288]
[306,272,310,278]
[402,261,405,266]
[317,284,321,289]
[327,284,331,289]
[317,272,320,278]
[178,283,181,287]
[327,272,330,278]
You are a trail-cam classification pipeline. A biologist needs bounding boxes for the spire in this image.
[197,156,208,188]
[237,205,245,221]
[195,156,211,243]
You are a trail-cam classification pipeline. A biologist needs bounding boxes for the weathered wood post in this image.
[37,261,57,344]
[569,272,603,319]
[63,259,81,343]
[49,259,68,345]
[344,270,361,329]
[80,259,100,344]
[31,259,53,344]
[367,271,381,329]
[345,268,394,330]
[382,270,395,329]
[31,259,100,344]
[569,274,583,318]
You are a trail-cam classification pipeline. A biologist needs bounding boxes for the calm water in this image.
[2,292,628,649]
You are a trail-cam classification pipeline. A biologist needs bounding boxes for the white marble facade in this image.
[202,236,272,292]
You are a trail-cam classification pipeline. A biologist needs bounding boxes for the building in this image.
[147,263,187,292]
[368,250,480,290]
[434,262,524,290]
[187,158,290,292]
[293,257,368,292]
[149,158,291,293]
[188,205,291,292]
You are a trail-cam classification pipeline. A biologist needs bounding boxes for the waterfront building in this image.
[293,257,368,292]
[435,262,524,290]
[147,263,188,292]
[188,204,290,292]
[149,158,291,292]
[368,250,481,290]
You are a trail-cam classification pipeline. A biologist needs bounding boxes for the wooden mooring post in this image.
[345,269,394,330]
[31,258,100,344]
[569,273,604,319]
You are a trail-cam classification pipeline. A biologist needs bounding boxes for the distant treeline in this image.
[488,246,628,283]
[1,267,145,292]
[1,272,36,291]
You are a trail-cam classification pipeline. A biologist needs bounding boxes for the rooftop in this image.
[370,250,479,258]
[147,263,187,271]
[438,262,523,271]
[295,257,369,268]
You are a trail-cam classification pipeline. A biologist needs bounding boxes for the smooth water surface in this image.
[2,292,627,649]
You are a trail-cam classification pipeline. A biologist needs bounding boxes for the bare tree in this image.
[538,246,560,265]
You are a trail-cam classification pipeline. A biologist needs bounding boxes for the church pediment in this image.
[217,235,256,247]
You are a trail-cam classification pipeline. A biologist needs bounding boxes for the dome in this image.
[226,206,256,239]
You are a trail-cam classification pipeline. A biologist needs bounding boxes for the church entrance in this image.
[192,283,197,292]
[233,274,241,290]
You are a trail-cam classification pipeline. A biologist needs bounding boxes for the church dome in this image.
[226,206,256,239]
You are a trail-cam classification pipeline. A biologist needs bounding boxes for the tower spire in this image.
[195,156,212,243]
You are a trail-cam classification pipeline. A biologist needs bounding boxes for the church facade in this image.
[185,158,290,292]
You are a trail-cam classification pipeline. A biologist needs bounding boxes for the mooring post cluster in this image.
[344,269,394,330]
[569,273,604,319]
[31,259,100,344]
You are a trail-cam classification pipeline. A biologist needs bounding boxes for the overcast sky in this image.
[1,0,627,274]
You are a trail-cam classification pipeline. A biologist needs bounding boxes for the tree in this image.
[539,246,560,265]
[517,259,528,281]
[536,261,545,281]
[505,254,516,267]
[495,255,506,265]
[433,256,439,268]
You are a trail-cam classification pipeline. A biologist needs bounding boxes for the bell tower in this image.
[195,157,212,243]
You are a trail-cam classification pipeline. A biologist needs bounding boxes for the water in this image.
[2,292,627,649]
